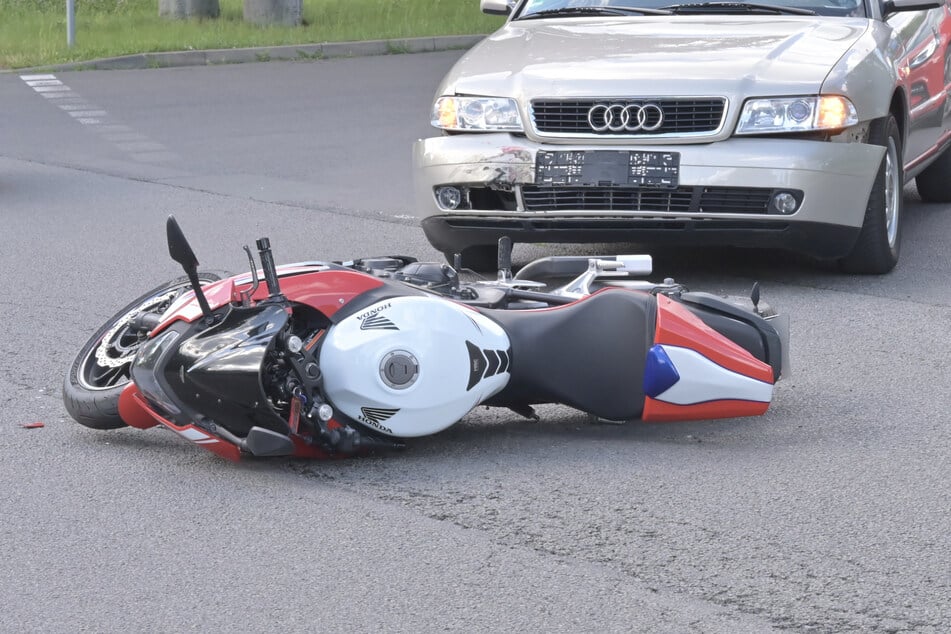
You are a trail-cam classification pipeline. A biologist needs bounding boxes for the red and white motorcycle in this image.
[63,217,788,460]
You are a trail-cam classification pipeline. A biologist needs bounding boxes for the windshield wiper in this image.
[661,2,817,14]
[519,6,673,20]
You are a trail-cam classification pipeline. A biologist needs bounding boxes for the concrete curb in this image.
[12,34,484,73]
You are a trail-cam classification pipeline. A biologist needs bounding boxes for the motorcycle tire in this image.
[63,271,229,430]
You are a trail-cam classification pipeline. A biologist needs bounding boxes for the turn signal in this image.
[436,98,458,129]
[817,96,856,130]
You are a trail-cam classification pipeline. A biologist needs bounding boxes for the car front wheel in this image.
[839,115,903,274]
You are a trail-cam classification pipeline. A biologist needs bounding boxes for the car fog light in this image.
[772,191,799,214]
[435,186,463,210]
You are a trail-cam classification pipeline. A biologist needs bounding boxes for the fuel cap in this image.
[380,350,419,389]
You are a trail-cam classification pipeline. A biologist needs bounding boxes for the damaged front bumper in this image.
[411,132,885,258]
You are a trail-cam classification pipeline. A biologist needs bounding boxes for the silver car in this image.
[413,0,951,272]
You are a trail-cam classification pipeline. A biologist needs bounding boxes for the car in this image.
[412,0,951,273]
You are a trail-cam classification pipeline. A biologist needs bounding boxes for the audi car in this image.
[412,0,951,273]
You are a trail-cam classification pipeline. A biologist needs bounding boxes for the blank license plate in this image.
[535,150,680,188]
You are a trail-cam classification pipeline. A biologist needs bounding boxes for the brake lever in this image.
[239,245,261,307]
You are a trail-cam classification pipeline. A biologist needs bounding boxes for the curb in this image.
[12,34,484,73]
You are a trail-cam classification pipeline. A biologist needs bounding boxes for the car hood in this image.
[443,16,870,98]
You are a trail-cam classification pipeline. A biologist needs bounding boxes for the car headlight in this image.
[735,96,858,134]
[432,96,523,132]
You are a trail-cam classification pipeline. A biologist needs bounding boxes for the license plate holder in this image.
[535,150,680,188]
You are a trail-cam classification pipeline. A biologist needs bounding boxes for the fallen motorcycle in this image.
[63,217,788,460]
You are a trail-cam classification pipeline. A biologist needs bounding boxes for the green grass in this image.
[0,0,505,69]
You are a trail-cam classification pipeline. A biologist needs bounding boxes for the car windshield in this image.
[514,0,866,18]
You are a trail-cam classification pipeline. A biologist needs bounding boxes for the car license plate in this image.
[535,150,680,188]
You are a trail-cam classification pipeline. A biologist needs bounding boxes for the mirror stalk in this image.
[166,215,214,323]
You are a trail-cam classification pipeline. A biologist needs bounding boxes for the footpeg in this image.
[245,426,295,456]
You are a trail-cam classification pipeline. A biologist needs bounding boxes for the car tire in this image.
[443,244,499,272]
[63,271,228,430]
[839,115,902,274]
[914,144,951,202]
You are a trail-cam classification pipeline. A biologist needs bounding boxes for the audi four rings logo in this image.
[588,103,664,133]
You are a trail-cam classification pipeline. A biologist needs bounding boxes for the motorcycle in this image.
[63,217,788,461]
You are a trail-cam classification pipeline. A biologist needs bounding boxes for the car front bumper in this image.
[412,133,885,259]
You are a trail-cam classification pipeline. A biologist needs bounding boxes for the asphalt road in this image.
[1,53,949,632]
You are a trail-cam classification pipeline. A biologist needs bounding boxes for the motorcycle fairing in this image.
[642,295,774,421]
[119,384,339,461]
[645,345,773,404]
[119,386,242,462]
[117,384,159,430]
[150,265,386,335]
[164,303,291,437]
[677,292,783,381]
[653,295,773,382]
[319,295,512,437]
[122,304,292,453]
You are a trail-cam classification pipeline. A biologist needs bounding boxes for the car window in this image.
[516,0,866,18]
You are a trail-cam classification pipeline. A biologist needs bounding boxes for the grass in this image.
[0,0,505,69]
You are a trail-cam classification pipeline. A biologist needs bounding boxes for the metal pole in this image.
[66,0,75,48]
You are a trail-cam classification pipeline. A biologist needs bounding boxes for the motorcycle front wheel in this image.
[63,271,228,430]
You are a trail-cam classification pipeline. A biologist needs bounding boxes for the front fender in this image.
[822,21,902,123]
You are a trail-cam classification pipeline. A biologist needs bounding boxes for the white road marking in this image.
[94,125,135,134]
[58,103,95,112]
[67,110,108,118]
[20,73,179,164]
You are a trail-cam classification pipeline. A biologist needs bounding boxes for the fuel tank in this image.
[319,296,511,437]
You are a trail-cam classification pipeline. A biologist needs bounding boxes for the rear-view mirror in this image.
[166,215,199,271]
[481,0,513,16]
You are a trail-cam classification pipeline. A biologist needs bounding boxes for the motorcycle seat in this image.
[483,289,656,420]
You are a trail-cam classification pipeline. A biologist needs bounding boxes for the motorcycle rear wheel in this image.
[63,271,228,430]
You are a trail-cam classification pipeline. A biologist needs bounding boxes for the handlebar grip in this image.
[256,237,283,298]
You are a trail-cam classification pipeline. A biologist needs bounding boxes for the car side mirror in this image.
[883,0,941,15]
[481,0,513,16]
